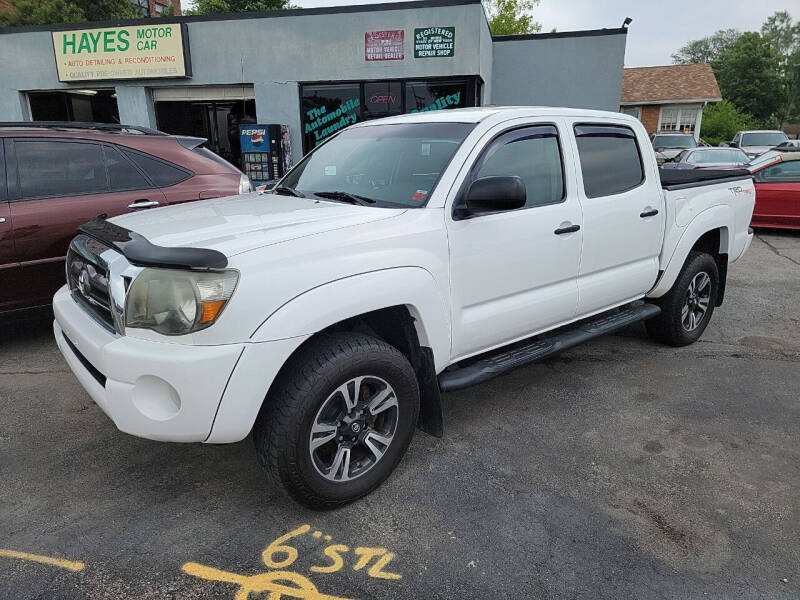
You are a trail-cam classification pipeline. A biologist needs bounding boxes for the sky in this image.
[293,0,799,67]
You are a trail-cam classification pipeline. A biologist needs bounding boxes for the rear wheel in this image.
[646,251,719,347]
[253,333,419,510]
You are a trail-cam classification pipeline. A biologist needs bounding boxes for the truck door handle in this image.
[128,200,160,209]
[554,224,580,235]
[640,208,659,218]
[0,217,5,224]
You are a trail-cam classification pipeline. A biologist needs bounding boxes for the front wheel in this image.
[646,251,719,347]
[254,333,419,510]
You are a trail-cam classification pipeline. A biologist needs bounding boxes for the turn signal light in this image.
[200,299,227,324]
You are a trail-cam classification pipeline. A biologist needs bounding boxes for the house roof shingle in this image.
[621,63,722,105]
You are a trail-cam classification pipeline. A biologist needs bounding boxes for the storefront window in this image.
[405,80,471,114]
[300,77,479,152]
[28,90,119,123]
[363,82,402,120]
[302,83,361,151]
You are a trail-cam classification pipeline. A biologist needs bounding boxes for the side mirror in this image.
[456,176,526,219]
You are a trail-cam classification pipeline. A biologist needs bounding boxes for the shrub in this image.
[700,100,755,146]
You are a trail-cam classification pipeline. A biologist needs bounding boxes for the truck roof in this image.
[351,106,638,126]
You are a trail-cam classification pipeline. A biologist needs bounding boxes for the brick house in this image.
[619,63,722,141]
[129,0,182,17]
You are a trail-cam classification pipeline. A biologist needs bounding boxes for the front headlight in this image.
[238,173,252,194]
[125,268,238,336]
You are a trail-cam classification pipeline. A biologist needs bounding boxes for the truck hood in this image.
[109,193,406,257]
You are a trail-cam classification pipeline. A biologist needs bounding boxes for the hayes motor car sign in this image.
[52,23,191,82]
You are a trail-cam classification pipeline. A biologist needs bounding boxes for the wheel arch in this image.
[648,206,732,302]
[249,268,451,437]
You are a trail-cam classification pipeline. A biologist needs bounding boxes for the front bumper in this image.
[54,285,245,442]
[54,286,309,443]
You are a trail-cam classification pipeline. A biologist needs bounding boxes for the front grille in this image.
[66,240,116,332]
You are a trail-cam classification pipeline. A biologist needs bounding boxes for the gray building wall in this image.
[0,1,489,158]
[490,30,627,111]
[0,1,627,161]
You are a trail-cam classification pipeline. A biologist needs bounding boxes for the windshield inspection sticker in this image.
[324,165,337,176]
[412,190,428,202]
[182,524,402,599]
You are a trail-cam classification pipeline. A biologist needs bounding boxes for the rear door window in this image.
[122,149,191,188]
[574,124,644,198]
[104,145,152,191]
[15,140,107,199]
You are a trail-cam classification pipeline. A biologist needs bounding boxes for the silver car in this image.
[660,147,750,170]
[651,132,698,165]
[726,130,789,159]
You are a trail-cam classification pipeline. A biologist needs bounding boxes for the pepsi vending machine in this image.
[238,124,293,185]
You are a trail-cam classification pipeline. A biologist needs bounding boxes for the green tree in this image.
[712,32,783,123]
[761,11,800,126]
[699,100,754,146]
[0,0,141,27]
[484,0,541,36]
[185,0,293,15]
[1,0,140,27]
[671,29,741,64]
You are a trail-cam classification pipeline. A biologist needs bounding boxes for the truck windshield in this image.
[652,135,697,149]
[278,122,475,208]
[741,132,788,146]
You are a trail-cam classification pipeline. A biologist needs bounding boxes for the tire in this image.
[646,250,719,347]
[253,332,420,510]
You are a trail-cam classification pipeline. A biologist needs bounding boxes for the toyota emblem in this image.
[78,269,92,297]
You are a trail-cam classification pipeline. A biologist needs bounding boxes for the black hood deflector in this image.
[78,215,228,270]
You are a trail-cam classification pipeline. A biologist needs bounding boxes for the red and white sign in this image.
[365,30,405,61]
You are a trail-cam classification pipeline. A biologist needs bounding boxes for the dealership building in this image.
[0,0,628,169]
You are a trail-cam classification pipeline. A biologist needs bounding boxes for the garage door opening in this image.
[155,99,256,168]
[28,89,119,123]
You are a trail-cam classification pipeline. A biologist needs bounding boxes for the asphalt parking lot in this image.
[1,230,798,600]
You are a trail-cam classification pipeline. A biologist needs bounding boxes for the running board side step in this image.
[438,303,661,392]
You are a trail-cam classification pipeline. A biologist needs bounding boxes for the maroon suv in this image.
[0,122,250,314]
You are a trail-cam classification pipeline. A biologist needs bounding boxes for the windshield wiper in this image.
[272,186,306,198]
[313,191,377,205]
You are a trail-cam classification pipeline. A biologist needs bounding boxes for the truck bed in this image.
[659,168,752,190]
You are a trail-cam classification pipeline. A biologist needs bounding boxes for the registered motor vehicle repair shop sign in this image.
[414,27,455,58]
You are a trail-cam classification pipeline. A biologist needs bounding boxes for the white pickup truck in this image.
[53,107,755,508]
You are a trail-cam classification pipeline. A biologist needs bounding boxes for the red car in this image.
[0,122,251,315]
[749,147,800,230]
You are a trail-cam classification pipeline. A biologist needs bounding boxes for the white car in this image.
[728,130,789,159]
[54,107,755,508]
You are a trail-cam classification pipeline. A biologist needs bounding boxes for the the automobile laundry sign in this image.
[52,23,191,82]
[414,27,455,58]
